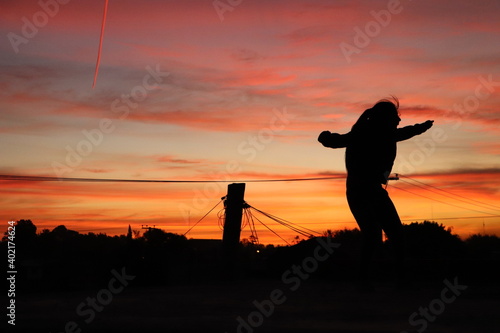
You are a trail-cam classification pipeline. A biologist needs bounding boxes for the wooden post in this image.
[222,183,246,273]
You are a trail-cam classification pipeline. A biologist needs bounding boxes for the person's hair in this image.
[351,96,399,132]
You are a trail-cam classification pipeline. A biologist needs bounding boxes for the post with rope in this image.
[222,183,246,277]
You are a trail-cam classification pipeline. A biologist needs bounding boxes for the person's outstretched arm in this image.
[318,131,351,148]
[396,120,434,142]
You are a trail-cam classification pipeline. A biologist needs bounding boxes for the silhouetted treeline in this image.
[2,220,499,292]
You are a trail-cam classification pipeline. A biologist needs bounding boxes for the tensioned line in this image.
[0,174,345,183]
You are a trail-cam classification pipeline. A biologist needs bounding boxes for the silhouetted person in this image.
[318,98,433,289]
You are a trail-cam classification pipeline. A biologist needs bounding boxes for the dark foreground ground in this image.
[7,276,500,333]
[6,223,500,332]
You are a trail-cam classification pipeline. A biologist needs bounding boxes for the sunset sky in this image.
[1,0,499,244]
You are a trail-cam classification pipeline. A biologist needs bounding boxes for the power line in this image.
[401,215,500,222]
[401,175,500,210]
[398,178,500,214]
[390,184,498,217]
[4,173,498,235]
[0,174,345,183]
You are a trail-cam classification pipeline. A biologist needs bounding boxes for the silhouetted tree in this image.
[465,234,500,259]
[3,220,38,256]
[51,225,80,240]
[403,221,465,259]
[143,228,168,245]
[2,219,37,242]
[132,229,141,239]
[323,228,362,243]
[322,228,363,259]
[7,218,499,290]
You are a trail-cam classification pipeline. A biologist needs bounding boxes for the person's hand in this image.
[318,131,331,144]
[423,120,434,130]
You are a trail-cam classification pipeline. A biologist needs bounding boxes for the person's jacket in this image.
[318,122,431,185]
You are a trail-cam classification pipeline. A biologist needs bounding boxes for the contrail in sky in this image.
[92,0,109,89]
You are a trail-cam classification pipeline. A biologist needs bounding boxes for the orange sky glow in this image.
[1,0,499,244]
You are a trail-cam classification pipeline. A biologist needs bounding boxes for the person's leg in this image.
[359,224,382,283]
[374,187,408,285]
[347,187,383,287]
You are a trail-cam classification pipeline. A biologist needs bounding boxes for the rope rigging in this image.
[249,205,321,237]
[190,194,322,244]
[247,209,290,245]
[183,199,222,236]
[244,208,260,245]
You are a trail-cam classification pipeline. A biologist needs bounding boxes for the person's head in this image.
[352,97,401,131]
